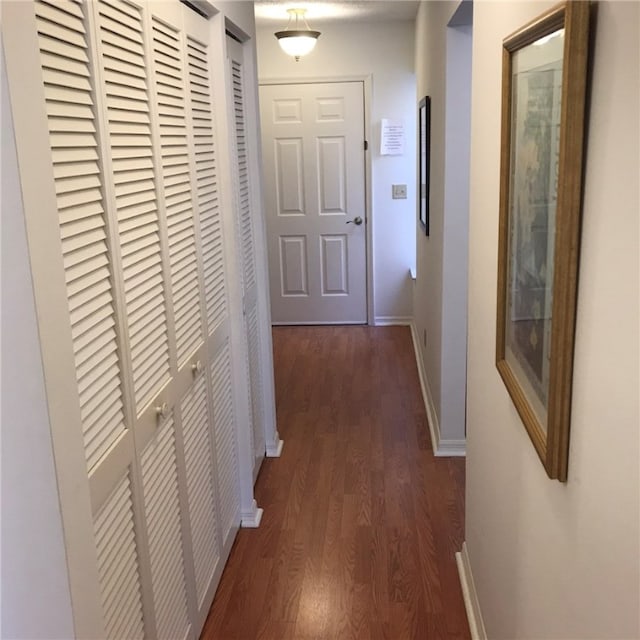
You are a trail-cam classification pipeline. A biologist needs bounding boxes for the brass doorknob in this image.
[346,216,363,226]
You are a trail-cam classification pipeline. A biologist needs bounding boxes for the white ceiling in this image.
[254,1,420,27]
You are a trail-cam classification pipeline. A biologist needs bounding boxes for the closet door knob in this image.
[191,360,203,375]
[155,402,169,420]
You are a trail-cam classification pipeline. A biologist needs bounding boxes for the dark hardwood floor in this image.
[201,326,469,639]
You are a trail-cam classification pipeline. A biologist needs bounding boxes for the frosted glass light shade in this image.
[275,30,320,59]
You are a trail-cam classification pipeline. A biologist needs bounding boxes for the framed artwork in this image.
[418,96,431,235]
[495,1,591,481]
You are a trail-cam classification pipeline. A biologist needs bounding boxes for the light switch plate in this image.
[392,184,407,199]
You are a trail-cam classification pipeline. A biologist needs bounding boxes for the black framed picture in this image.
[418,96,431,236]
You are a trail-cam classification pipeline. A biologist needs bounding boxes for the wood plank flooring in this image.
[200,326,469,640]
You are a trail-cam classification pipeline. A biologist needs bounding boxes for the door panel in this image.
[34,0,128,476]
[141,415,191,640]
[317,137,347,213]
[93,471,145,640]
[321,234,349,294]
[280,236,308,296]
[210,337,240,546]
[227,37,266,477]
[96,0,173,416]
[275,139,304,214]
[260,81,367,324]
[179,372,220,608]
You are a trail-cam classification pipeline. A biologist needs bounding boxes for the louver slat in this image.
[141,417,191,640]
[35,0,125,472]
[93,473,145,640]
[180,375,220,606]
[152,18,203,366]
[211,340,240,545]
[97,0,170,413]
[187,37,227,334]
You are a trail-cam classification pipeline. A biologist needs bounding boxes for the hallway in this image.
[201,326,469,639]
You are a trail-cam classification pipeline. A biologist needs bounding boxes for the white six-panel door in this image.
[2,0,254,637]
[260,81,367,324]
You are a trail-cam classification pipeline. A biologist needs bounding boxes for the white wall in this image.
[441,20,471,445]
[414,1,471,451]
[466,2,640,638]
[215,0,255,37]
[0,40,75,639]
[255,20,417,324]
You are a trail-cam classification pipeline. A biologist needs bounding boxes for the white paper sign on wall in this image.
[380,119,405,155]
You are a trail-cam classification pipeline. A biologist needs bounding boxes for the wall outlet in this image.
[392,184,407,199]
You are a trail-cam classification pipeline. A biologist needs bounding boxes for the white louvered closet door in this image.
[227,36,266,479]
[90,2,194,638]
[178,5,242,624]
[185,18,242,557]
[22,0,242,638]
[33,2,148,637]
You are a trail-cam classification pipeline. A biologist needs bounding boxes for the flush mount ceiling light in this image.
[274,8,320,62]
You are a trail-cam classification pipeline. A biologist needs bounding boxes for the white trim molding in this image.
[410,321,466,457]
[266,433,284,457]
[456,542,487,640]
[240,500,264,528]
[375,316,412,326]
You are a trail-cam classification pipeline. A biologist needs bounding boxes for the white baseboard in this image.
[437,439,466,456]
[240,500,263,528]
[456,542,487,640]
[409,321,465,457]
[266,433,284,457]
[374,316,412,326]
[271,320,363,326]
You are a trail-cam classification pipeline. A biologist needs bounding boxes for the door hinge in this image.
[364,140,368,151]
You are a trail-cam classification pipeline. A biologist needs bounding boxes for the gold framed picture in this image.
[496,1,592,481]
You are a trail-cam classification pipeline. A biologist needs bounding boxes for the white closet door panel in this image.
[210,339,240,545]
[228,39,266,472]
[230,57,256,294]
[186,36,227,335]
[35,0,126,472]
[246,304,265,461]
[151,16,203,368]
[180,374,220,607]
[141,416,191,640]
[96,0,171,413]
[94,471,145,640]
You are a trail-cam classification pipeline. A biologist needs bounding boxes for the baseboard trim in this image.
[374,316,412,326]
[240,500,263,528]
[437,439,467,456]
[409,321,465,457]
[456,542,487,640]
[409,321,442,455]
[266,433,284,457]
[271,320,364,326]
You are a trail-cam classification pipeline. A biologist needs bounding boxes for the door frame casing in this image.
[258,75,374,326]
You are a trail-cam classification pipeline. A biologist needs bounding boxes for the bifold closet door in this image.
[6,0,243,637]
[226,36,266,479]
